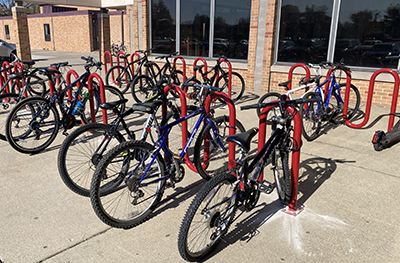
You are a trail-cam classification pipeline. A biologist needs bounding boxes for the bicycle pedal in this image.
[165,181,175,188]
[258,180,274,194]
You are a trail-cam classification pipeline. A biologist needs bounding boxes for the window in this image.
[277,0,333,64]
[44,24,51,42]
[151,0,251,60]
[336,1,400,68]
[277,0,400,69]
[5,25,9,40]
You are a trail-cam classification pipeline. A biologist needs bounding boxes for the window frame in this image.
[4,25,10,40]
[44,24,51,42]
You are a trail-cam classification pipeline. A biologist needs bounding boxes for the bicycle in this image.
[0,61,68,141]
[177,96,320,261]
[111,41,127,57]
[257,62,361,141]
[57,77,195,197]
[4,56,124,154]
[130,52,185,103]
[89,83,245,229]
[186,56,245,102]
[105,49,160,93]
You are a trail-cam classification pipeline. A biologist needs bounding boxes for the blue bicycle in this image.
[89,83,245,229]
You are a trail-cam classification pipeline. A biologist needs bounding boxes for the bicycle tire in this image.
[300,92,322,141]
[57,123,126,197]
[130,74,156,103]
[11,75,47,97]
[5,96,60,154]
[178,172,238,262]
[144,62,161,82]
[194,115,245,180]
[272,145,291,205]
[329,83,361,124]
[90,140,166,229]
[105,65,132,94]
[256,92,282,118]
[0,93,19,141]
[215,71,245,102]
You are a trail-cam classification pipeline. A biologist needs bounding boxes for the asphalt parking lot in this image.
[0,50,399,263]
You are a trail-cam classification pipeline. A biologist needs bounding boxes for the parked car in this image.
[361,42,400,67]
[0,39,16,61]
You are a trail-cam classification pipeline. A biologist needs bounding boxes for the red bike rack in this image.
[343,68,400,132]
[103,51,113,75]
[12,63,24,96]
[162,84,237,173]
[66,70,80,101]
[218,58,232,98]
[130,52,141,75]
[88,73,107,124]
[193,57,207,78]
[173,55,186,82]
[258,103,303,215]
[287,63,310,90]
[2,61,11,93]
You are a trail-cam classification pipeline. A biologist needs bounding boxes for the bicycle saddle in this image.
[278,80,291,88]
[131,100,163,113]
[99,99,128,110]
[226,127,259,153]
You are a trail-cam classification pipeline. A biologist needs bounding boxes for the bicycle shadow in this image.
[199,156,343,261]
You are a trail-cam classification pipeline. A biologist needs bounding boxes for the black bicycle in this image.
[177,96,320,261]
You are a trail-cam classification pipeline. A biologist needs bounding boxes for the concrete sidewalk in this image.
[1,50,400,263]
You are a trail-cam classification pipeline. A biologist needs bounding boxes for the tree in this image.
[0,0,40,16]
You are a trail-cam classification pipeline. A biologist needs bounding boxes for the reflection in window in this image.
[336,1,400,68]
[151,0,176,54]
[214,0,251,59]
[180,0,210,57]
[278,0,333,63]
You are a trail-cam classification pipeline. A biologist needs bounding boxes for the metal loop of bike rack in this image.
[88,73,107,124]
[173,55,186,82]
[193,57,207,79]
[130,52,141,75]
[287,63,311,91]
[13,62,24,96]
[103,51,113,75]
[218,58,232,98]
[2,61,11,93]
[66,70,80,101]
[161,84,237,173]
[258,104,303,215]
[343,68,400,132]
[48,66,63,96]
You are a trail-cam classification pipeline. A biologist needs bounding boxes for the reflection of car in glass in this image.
[233,39,248,59]
[361,42,400,66]
[153,37,175,54]
[0,39,16,61]
[278,38,327,63]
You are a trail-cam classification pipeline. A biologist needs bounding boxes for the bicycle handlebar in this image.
[182,82,224,93]
[241,97,322,111]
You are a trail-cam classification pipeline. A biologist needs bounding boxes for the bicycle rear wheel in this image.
[0,93,19,141]
[329,83,361,124]
[178,172,238,262]
[90,140,166,229]
[130,75,156,103]
[57,123,125,197]
[194,115,245,180]
[215,71,245,102]
[5,97,60,154]
[105,65,132,94]
[300,92,322,141]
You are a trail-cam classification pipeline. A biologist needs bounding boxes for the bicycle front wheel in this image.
[130,75,156,103]
[5,97,60,154]
[105,65,132,94]
[215,71,245,102]
[90,140,166,229]
[272,145,291,205]
[300,92,322,141]
[57,123,125,197]
[178,172,238,262]
[194,115,245,180]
